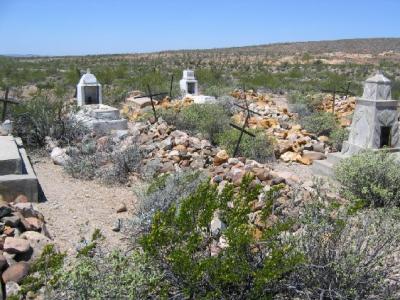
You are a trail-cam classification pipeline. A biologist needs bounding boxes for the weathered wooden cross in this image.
[321,81,355,114]
[229,99,262,157]
[134,84,168,121]
[0,87,19,122]
[169,74,174,98]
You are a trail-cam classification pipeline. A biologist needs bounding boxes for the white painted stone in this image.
[77,69,102,106]
[179,69,199,96]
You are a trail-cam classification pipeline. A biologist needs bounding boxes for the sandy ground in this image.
[32,157,136,255]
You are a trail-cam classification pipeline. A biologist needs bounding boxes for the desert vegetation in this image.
[3,38,400,299]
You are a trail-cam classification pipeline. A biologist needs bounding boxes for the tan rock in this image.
[296,155,312,165]
[318,135,329,142]
[214,150,229,166]
[280,151,301,162]
[302,150,326,161]
[2,262,30,283]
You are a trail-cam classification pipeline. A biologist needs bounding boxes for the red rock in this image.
[2,262,30,283]
[24,217,43,231]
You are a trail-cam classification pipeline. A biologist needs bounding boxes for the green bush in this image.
[160,103,230,144]
[329,127,349,151]
[334,150,400,208]
[47,245,163,299]
[140,176,302,299]
[291,197,400,299]
[301,111,338,136]
[217,128,275,163]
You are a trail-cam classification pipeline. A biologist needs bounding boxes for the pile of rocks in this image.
[0,196,51,297]
[318,95,356,127]
[230,91,330,165]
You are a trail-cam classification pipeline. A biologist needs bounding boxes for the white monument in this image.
[342,71,400,155]
[313,71,400,176]
[179,69,199,96]
[77,69,102,106]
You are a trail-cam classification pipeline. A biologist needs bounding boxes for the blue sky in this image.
[0,0,399,56]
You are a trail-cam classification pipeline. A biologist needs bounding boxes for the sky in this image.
[0,0,399,56]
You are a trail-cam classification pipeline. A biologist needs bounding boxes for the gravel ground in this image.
[32,157,137,255]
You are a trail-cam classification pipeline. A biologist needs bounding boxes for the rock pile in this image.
[230,90,330,165]
[0,196,51,296]
[318,95,355,127]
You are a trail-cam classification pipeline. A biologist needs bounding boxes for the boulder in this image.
[6,281,20,297]
[214,150,229,166]
[210,212,226,236]
[280,151,301,162]
[312,142,325,153]
[2,262,30,283]
[20,231,51,262]
[4,237,31,254]
[303,150,326,161]
[51,147,69,166]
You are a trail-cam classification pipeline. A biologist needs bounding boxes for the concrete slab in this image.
[0,136,22,175]
[0,140,38,202]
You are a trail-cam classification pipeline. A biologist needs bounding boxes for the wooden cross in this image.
[0,88,19,122]
[321,81,355,114]
[229,99,262,157]
[169,74,174,98]
[134,84,168,121]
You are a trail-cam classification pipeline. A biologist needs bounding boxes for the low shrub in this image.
[288,92,321,117]
[64,138,143,185]
[334,150,400,208]
[12,95,87,148]
[130,170,207,236]
[301,111,338,136]
[46,231,164,300]
[329,127,349,151]
[140,176,302,299]
[290,198,400,299]
[217,128,275,163]
[159,103,230,144]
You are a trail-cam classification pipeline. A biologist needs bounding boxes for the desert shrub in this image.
[301,111,338,136]
[329,127,349,151]
[160,103,230,144]
[130,170,207,236]
[45,231,164,300]
[13,244,66,298]
[289,198,400,299]
[140,176,303,299]
[287,92,321,117]
[64,138,143,185]
[334,150,400,208]
[12,95,87,148]
[217,128,275,163]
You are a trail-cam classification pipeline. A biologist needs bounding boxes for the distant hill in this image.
[192,38,400,56]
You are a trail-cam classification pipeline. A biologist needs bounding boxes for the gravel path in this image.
[32,157,136,255]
